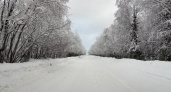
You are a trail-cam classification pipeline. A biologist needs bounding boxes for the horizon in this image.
[68,0,118,51]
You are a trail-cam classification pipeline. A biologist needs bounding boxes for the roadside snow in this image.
[0,57,78,92]
[100,57,171,80]
[0,56,171,92]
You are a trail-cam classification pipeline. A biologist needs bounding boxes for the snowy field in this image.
[0,56,171,92]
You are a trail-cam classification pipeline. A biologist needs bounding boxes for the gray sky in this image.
[68,0,118,51]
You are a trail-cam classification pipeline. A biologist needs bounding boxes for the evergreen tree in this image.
[129,6,142,59]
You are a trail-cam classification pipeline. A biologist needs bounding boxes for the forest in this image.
[1,0,171,63]
[0,0,86,63]
[89,0,171,61]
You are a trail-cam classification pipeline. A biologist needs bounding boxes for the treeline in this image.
[0,0,86,63]
[89,0,171,61]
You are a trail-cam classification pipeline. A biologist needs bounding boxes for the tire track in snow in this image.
[91,59,136,92]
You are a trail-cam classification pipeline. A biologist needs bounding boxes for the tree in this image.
[0,0,86,63]
[128,6,142,59]
[89,0,171,61]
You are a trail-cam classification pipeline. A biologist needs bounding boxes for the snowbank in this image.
[0,57,78,92]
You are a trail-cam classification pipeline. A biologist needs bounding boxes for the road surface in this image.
[4,56,171,92]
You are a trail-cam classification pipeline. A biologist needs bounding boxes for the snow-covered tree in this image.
[128,6,142,59]
[89,0,171,61]
[0,0,86,63]
[139,0,171,60]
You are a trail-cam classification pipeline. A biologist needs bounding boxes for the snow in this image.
[0,56,171,92]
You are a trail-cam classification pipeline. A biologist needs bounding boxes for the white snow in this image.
[0,56,171,92]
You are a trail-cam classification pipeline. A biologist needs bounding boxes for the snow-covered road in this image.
[1,56,171,92]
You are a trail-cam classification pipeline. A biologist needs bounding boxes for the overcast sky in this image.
[68,0,118,51]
